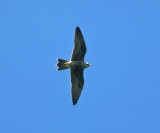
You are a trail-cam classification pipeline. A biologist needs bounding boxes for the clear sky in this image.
[0,0,160,133]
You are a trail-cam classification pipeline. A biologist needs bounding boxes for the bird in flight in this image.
[56,27,90,105]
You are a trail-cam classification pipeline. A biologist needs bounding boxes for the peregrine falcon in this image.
[56,27,90,105]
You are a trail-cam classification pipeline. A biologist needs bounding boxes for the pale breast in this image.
[69,61,85,69]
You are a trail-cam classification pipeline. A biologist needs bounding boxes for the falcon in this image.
[56,27,90,105]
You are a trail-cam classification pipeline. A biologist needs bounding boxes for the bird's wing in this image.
[70,69,84,105]
[71,27,86,61]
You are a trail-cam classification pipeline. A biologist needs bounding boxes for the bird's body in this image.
[56,27,90,105]
[62,61,89,69]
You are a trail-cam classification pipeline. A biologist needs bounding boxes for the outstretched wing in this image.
[71,27,86,61]
[70,69,84,105]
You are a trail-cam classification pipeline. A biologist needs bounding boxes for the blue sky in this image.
[0,0,160,133]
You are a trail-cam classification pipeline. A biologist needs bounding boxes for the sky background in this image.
[0,0,160,133]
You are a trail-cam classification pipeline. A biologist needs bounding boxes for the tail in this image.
[56,59,69,70]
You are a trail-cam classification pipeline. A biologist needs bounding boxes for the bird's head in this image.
[85,62,91,68]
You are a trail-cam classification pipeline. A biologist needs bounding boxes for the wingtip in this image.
[72,102,77,106]
[76,26,81,32]
[72,98,78,106]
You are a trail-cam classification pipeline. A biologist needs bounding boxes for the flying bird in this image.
[56,27,90,105]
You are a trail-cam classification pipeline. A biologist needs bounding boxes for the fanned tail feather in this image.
[56,59,69,70]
